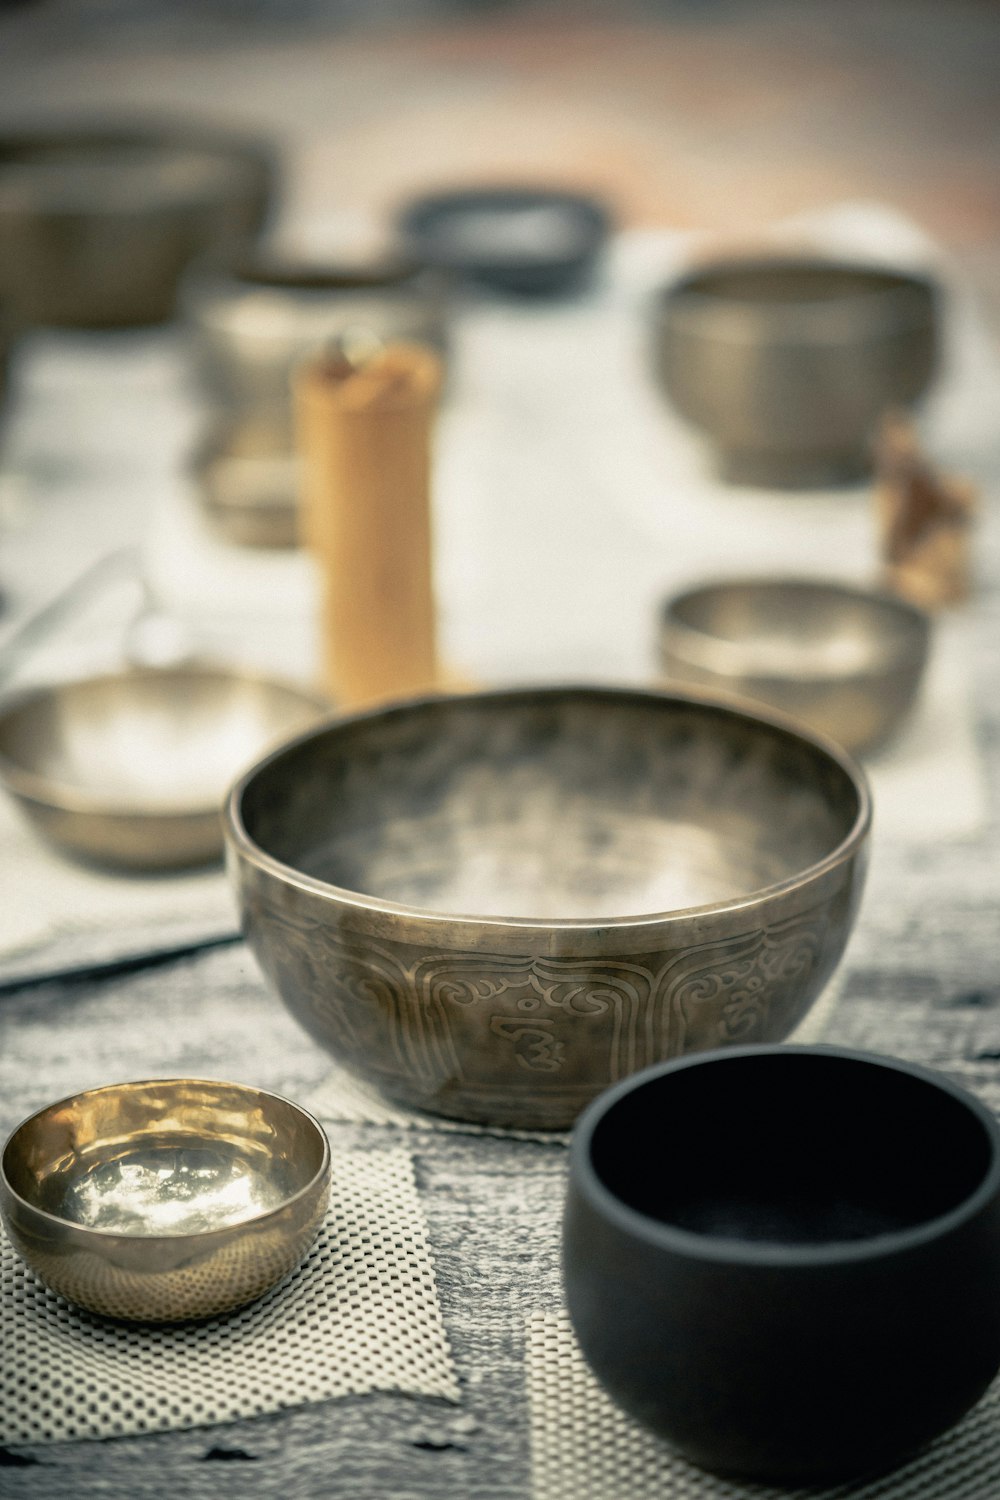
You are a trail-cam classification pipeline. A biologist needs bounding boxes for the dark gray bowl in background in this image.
[564,1045,1000,1484]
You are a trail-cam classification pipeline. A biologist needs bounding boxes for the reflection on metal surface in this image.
[225,685,870,1130]
[0,666,330,870]
[0,1078,331,1323]
[659,576,931,756]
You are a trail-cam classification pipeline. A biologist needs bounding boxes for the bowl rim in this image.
[0,663,331,819]
[567,1043,1000,1268]
[655,254,939,340]
[660,574,932,681]
[0,1076,332,1243]
[224,682,872,935]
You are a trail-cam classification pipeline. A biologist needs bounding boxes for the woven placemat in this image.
[0,1148,458,1445]
[527,1311,1000,1500]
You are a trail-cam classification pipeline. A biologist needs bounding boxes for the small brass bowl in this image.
[0,665,328,870]
[659,577,932,756]
[192,420,301,550]
[0,1079,331,1323]
[181,251,449,441]
[225,685,870,1130]
[0,122,277,328]
[652,256,939,485]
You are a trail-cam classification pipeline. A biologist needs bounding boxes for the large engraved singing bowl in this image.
[224,687,871,1131]
[0,1078,330,1323]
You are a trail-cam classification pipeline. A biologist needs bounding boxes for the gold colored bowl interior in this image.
[3,1079,328,1239]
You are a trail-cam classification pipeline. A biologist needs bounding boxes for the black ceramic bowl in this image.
[563,1045,1000,1484]
[396,186,611,296]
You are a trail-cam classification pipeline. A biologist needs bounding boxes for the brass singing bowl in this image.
[181,252,449,442]
[0,666,328,870]
[0,1079,331,1323]
[192,419,301,550]
[0,123,277,328]
[224,686,871,1131]
[659,578,932,756]
[652,256,939,486]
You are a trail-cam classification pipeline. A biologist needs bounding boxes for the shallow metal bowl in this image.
[224,686,871,1130]
[0,666,328,870]
[652,256,939,486]
[659,577,931,756]
[192,419,301,550]
[181,252,449,441]
[0,122,277,328]
[0,1078,330,1322]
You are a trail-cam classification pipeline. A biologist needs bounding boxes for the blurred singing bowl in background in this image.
[191,418,301,550]
[180,251,449,443]
[0,1078,331,1322]
[0,121,278,328]
[652,256,940,486]
[659,577,932,756]
[0,665,328,870]
[225,686,871,1131]
[395,185,612,296]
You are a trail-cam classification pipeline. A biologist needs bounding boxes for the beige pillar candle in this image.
[295,340,443,708]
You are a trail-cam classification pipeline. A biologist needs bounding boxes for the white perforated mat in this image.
[527,1312,1000,1500]
[0,1148,459,1445]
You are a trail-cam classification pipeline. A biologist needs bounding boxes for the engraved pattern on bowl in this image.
[225,687,871,1130]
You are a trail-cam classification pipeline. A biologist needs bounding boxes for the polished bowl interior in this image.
[653,256,939,485]
[0,666,328,870]
[0,1078,330,1322]
[226,687,870,1128]
[660,577,931,755]
[0,124,276,327]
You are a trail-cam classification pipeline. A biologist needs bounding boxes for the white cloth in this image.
[0,203,994,972]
